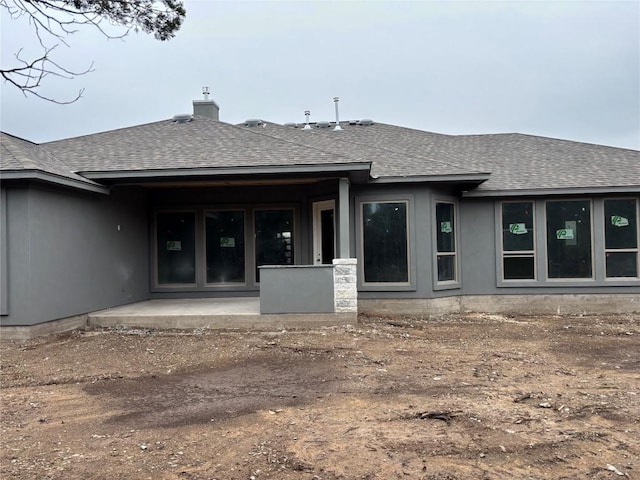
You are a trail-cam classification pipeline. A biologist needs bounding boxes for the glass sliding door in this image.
[156,211,196,285]
[205,210,245,284]
[255,209,294,282]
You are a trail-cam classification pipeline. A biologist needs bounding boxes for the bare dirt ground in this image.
[1,313,638,480]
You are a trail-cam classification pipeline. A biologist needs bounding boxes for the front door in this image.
[313,200,336,265]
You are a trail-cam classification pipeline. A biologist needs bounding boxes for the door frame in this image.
[312,200,336,265]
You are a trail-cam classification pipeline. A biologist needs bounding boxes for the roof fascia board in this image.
[80,162,372,180]
[463,185,640,198]
[0,171,110,194]
[370,173,491,184]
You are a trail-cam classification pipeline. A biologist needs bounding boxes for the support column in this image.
[333,258,358,313]
[337,178,351,258]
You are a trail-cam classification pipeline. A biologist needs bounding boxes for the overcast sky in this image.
[1,0,639,150]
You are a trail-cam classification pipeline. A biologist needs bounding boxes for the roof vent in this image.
[333,97,343,131]
[303,110,312,130]
[244,119,262,127]
[316,121,331,128]
[173,114,193,123]
[284,122,297,128]
[358,119,374,126]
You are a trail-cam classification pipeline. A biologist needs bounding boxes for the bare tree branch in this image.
[1,0,185,103]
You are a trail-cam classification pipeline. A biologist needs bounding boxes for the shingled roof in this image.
[2,114,638,195]
[43,117,362,174]
[233,121,488,180]
[0,133,106,192]
[240,121,640,194]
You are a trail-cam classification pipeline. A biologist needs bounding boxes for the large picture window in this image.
[546,200,592,279]
[156,211,196,285]
[205,210,245,284]
[501,202,535,280]
[362,201,409,283]
[435,202,457,282]
[255,209,294,282]
[604,199,638,278]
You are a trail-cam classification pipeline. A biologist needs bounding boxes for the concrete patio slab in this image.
[2,298,358,340]
[87,298,357,330]
[90,298,262,316]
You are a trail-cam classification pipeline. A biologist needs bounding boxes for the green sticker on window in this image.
[509,223,527,235]
[166,240,182,251]
[556,229,574,240]
[440,221,452,233]
[611,215,629,227]
[220,237,235,248]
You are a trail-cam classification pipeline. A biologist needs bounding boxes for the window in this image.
[604,199,638,278]
[435,202,457,282]
[546,200,592,279]
[156,211,196,285]
[205,210,245,284]
[255,209,294,282]
[501,202,535,280]
[362,201,409,283]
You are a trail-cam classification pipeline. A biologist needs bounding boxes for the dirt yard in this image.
[1,313,638,480]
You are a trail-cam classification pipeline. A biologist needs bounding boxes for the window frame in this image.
[153,209,198,288]
[357,196,415,291]
[604,197,639,280]
[499,200,537,282]
[496,197,640,287]
[253,206,298,285]
[432,199,460,290]
[544,199,595,281]
[203,208,248,286]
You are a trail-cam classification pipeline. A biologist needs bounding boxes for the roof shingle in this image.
[2,115,638,194]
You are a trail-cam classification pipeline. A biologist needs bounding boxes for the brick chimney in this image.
[192,86,219,120]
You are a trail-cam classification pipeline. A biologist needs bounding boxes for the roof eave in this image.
[370,173,490,185]
[462,185,640,198]
[0,170,110,194]
[79,162,373,183]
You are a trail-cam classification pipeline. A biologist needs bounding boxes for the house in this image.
[1,92,639,338]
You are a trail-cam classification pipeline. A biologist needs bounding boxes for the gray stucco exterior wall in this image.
[459,198,497,295]
[458,196,640,296]
[1,186,149,326]
[1,188,7,315]
[260,265,334,314]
